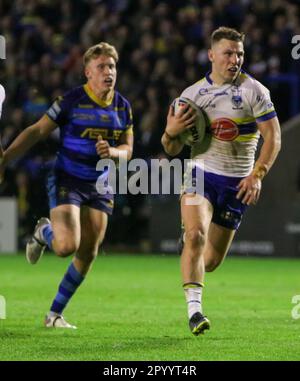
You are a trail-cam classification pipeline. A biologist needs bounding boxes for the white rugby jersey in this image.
[0,84,5,119]
[181,70,276,177]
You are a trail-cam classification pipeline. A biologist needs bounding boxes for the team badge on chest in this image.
[231,86,243,110]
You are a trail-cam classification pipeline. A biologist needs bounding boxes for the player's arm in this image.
[237,116,281,205]
[1,114,58,166]
[161,105,196,156]
[111,130,133,160]
[96,130,134,161]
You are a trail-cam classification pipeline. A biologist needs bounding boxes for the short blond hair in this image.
[83,42,119,67]
[211,27,245,46]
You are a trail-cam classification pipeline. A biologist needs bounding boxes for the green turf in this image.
[0,253,300,361]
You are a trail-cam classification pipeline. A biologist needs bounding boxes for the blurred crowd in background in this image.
[0,0,299,249]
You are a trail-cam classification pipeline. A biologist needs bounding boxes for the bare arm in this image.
[161,105,196,157]
[96,129,134,161]
[161,131,184,157]
[2,114,58,165]
[237,116,281,205]
[253,116,281,174]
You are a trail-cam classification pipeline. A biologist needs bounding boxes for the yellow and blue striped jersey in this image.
[46,84,133,181]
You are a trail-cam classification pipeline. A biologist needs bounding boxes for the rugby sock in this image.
[49,262,84,315]
[41,224,53,250]
[183,282,204,319]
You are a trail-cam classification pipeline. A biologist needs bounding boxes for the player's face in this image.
[208,39,244,84]
[85,55,117,95]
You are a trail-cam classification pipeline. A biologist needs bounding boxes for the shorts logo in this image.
[59,187,68,199]
[211,118,239,141]
[220,211,240,224]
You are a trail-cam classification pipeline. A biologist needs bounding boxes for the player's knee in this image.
[55,241,78,258]
[185,228,206,249]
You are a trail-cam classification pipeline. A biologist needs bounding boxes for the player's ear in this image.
[85,66,91,80]
[208,49,214,63]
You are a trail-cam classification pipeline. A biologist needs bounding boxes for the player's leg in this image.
[36,205,82,329]
[50,205,81,256]
[203,173,247,272]
[73,206,108,276]
[26,168,83,263]
[45,204,109,329]
[26,204,81,264]
[180,193,213,335]
[204,223,236,272]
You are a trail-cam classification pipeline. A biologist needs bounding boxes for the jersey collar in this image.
[205,70,242,87]
[83,83,114,107]
[205,71,213,85]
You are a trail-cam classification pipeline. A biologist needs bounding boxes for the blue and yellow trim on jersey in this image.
[255,109,277,123]
[229,117,257,142]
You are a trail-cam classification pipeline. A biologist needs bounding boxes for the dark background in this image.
[0,0,299,255]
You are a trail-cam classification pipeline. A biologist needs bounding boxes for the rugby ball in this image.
[173,97,208,146]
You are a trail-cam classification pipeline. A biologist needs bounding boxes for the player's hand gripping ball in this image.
[173,97,208,146]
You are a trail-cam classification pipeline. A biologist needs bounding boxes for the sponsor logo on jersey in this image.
[198,87,215,96]
[78,104,94,108]
[100,114,111,122]
[73,112,96,121]
[199,88,209,96]
[81,128,123,140]
[211,118,239,141]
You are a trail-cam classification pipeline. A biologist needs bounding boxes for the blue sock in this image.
[41,224,53,250]
[50,262,84,315]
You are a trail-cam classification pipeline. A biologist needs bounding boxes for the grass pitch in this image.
[0,253,300,361]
